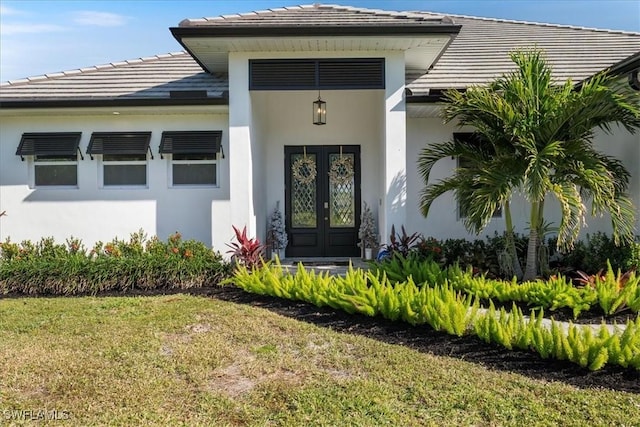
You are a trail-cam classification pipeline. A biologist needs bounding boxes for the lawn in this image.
[1,294,638,426]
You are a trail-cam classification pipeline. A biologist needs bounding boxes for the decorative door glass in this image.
[291,153,317,228]
[328,153,355,227]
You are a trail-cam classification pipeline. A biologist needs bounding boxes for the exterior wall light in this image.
[313,93,326,125]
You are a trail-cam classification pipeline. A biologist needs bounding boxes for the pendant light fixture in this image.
[313,91,326,125]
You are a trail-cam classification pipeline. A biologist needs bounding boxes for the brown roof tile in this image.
[407,12,640,94]
[2,5,639,104]
[0,52,227,102]
[180,4,448,28]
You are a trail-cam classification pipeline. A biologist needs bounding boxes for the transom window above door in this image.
[249,58,385,90]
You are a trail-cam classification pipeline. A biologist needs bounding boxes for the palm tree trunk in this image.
[523,201,540,281]
[537,198,545,244]
[504,201,523,280]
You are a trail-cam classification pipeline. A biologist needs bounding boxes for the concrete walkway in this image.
[279,257,369,275]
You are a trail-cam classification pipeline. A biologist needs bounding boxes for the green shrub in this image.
[370,255,640,317]
[387,229,639,277]
[0,231,230,295]
[551,232,640,273]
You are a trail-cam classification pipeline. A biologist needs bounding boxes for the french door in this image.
[284,145,361,257]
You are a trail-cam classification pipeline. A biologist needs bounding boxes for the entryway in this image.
[284,145,361,257]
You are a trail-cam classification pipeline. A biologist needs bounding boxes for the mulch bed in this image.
[3,285,639,394]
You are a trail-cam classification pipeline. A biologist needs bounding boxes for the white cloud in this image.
[1,23,65,35]
[0,5,25,16]
[71,11,129,27]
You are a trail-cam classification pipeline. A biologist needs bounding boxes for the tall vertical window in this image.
[159,131,222,187]
[454,132,502,219]
[16,132,82,187]
[87,132,151,187]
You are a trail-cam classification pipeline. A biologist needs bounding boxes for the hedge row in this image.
[0,232,230,295]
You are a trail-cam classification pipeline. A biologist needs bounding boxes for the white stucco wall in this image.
[406,117,640,241]
[589,125,640,235]
[0,107,230,248]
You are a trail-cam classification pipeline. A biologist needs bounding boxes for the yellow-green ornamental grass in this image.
[1,295,639,426]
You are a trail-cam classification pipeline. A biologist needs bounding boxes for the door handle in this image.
[324,202,329,209]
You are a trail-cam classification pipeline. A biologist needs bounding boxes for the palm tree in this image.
[418,49,640,281]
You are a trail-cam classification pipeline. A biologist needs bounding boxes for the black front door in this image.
[285,145,361,257]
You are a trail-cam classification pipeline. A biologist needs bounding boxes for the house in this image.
[1,4,639,258]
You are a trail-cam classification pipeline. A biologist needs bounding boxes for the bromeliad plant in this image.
[383,225,421,258]
[226,225,266,270]
[575,263,640,315]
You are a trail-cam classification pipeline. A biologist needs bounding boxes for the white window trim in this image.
[28,156,79,189]
[98,155,149,189]
[168,153,219,188]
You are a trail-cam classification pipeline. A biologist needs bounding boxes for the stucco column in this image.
[227,53,257,239]
[380,52,407,244]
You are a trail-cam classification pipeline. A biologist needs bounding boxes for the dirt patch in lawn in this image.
[200,285,640,395]
[208,350,304,398]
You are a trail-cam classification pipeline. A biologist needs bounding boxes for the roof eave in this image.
[170,24,462,39]
[0,97,229,109]
[607,51,640,76]
[406,88,466,103]
[406,94,446,103]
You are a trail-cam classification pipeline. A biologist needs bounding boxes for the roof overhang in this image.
[607,51,640,76]
[606,51,640,91]
[0,97,229,110]
[171,25,460,73]
[0,104,230,118]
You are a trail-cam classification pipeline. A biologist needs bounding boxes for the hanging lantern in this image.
[313,94,326,125]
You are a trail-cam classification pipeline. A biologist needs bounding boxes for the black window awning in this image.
[16,132,82,160]
[87,132,152,158]
[159,131,222,155]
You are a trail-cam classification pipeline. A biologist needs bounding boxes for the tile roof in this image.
[407,12,640,94]
[179,4,450,28]
[1,5,638,105]
[0,52,227,103]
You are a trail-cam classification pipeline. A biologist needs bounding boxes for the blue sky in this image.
[1,0,639,82]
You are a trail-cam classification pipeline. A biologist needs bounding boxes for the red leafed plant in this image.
[226,225,265,269]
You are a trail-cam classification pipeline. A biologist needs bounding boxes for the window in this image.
[249,59,385,90]
[87,132,151,187]
[16,132,81,187]
[453,133,502,219]
[159,131,222,186]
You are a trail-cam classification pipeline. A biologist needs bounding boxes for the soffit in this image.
[407,103,443,118]
[179,35,453,72]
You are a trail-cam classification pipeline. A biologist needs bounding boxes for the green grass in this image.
[1,295,638,426]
